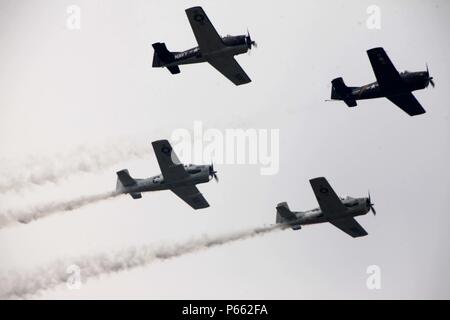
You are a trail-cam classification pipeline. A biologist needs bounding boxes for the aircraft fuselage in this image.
[348,71,429,100]
[119,164,211,194]
[164,35,250,67]
[285,197,370,230]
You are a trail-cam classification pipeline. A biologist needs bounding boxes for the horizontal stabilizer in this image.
[343,98,357,107]
[167,65,181,74]
[130,192,142,199]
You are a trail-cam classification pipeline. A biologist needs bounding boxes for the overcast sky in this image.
[0,0,449,299]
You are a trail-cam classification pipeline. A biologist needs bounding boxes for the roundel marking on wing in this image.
[319,187,329,194]
[161,146,172,155]
[194,14,205,23]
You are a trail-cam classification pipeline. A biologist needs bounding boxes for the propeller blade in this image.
[209,162,218,182]
[246,28,256,49]
[430,78,435,88]
[426,64,435,88]
[367,190,376,215]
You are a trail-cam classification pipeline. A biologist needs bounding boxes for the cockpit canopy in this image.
[222,34,246,46]
[184,164,202,174]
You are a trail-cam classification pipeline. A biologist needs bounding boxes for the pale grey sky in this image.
[0,0,449,299]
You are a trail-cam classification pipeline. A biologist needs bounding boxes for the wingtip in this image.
[185,6,203,12]
[235,79,252,86]
[195,203,210,210]
[152,139,170,145]
[367,47,385,54]
[410,110,427,116]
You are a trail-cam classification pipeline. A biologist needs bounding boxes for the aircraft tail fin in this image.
[331,77,357,107]
[116,169,141,199]
[276,202,301,230]
[152,42,181,74]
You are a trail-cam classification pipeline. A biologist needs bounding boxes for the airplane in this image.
[330,47,434,116]
[115,140,218,210]
[151,6,256,86]
[275,177,375,238]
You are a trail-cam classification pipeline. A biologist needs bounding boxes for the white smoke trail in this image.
[0,141,149,193]
[0,224,287,299]
[0,191,121,229]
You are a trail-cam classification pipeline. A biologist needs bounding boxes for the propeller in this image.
[209,163,219,183]
[426,64,435,88]
[246,29,257,49]
[367,191,376,216]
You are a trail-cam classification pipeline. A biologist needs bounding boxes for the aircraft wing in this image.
[387,93,426,116]
[330,217,368,238]
[185,6,225,54]
[151,140,188,182]
[309,177,347,219]
[171,185,210,210]
[208,56,251,85]
[367,47,406,92]
[367,48,426,116]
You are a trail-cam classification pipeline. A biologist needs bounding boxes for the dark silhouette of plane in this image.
[152,6,256,85]
[276,177,375,238]
[116,140,217,210]
[330,47,434,116]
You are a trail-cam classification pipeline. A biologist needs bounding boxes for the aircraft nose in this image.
[209,163,219,182]
[366,196,376,215]
[425,64,435,87]
[245,30,257,49]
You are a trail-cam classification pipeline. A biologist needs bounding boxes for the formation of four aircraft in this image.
[116,6,433,238]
